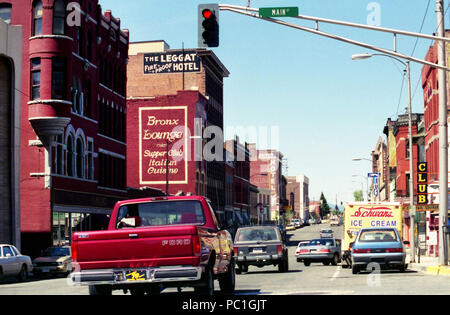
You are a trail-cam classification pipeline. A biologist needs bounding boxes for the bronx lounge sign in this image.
[138,106,189,185]
[143,50,201,74]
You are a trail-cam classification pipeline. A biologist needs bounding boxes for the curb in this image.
[409,264,450,276]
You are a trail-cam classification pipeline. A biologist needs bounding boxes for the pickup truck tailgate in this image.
[73,225,199,270]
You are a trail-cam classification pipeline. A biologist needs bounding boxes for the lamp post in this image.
[352,158,373,202]
[352,180,365,202]
[352,53,416,263]
[353,174,369,202]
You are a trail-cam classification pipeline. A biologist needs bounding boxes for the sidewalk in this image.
[406,250,450,276]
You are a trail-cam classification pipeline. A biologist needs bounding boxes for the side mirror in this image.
[5,253,11,258]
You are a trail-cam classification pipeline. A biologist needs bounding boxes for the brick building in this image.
[127,41,230,213]
[2,0,130,256]
[0,17,22,246]
[249,144,284,222]
[225,137,250,225]
[286,175,310,222]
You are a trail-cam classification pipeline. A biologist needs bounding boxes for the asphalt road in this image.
[1,223,450,295]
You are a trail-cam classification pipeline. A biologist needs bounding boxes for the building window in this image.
[53,0,66,35]
[55,134,63,175]
[76,137,84,178]
[0,3,12,24]
[71,78,83,115]
[84,80,91,117]
[76,27,83,57]
[86,139,94,180]
[32,0,43,36]
[30,58,41,100]
[66,134,74,177]
[52,57,66,99]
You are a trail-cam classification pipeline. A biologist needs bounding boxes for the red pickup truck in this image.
[70,196,235,295]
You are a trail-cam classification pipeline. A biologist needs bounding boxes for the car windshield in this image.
[358,230,399,242]
[321,230,333,233]
[309,239,334,246]
[236,228,279,242]
[298,242,309,247]
[116,200,206,228]
[43,247,70,257]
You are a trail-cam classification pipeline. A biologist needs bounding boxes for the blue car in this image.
[351,228,408,274]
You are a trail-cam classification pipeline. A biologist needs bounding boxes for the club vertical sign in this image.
[417,162,428,205]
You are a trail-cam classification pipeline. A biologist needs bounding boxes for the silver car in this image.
[296,238,341,266]
[0,244,33,282]
[351,228,408,274]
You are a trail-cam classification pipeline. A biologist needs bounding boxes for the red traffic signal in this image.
[202,9,212,19]
[198,4,219,48]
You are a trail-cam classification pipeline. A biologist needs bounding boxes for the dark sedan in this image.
[234,226,289,273]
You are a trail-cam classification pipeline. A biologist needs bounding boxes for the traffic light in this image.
[198,4,219,48]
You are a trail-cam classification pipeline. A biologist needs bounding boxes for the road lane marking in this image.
[331,266,341,281]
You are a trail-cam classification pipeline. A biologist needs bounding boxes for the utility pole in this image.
[436,0,449,266]
[406,61,416,263]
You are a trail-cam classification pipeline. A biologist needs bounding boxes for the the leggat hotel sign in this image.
[143,50,201,74]
[139,107,188,185]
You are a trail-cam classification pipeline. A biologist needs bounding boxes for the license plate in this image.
[125,270,147,282]
[252,248,264,254]
[42,268,50,273]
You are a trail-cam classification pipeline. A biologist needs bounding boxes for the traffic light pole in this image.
[218,4,450,72]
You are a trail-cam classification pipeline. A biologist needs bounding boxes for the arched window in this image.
[53,0,65,35]
[66,134,74,177]
[0,3,12,24]
[32,1,43,36]
[76,137,84,178]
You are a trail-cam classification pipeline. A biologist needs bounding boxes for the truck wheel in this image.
[89,285,112,295]
[352,265,359,275]
[304,261,311,267]
[194,266,214,296]
[219,258,236,294]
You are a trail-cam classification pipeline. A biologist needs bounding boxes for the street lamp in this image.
[353,174,369,202]
[352,52,416,263]
[352,180,365,202]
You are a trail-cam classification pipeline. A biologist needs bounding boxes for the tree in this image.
[320,192,330,218]
[353,190,364,202]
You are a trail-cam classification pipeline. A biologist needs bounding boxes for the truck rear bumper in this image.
[70,266,202,286]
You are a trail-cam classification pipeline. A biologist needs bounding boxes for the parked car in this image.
[296,238,341,266]
[295,241,310,261]
[0,244,33,282]
[308,219,316,225]
[33,246,72,277]
[291,219,302,229]
[320,229,334,238]
[285,224,296,231]
[351,228,408,274]
[234,226,289,273]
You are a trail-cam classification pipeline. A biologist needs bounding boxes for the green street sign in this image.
[259,7,299,18]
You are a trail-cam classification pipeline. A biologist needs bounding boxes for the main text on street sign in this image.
[259,7,299,18]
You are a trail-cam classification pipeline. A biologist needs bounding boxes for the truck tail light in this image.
[353,248,371,254]
[71,242,78,262]
[277,245,283,255]
[233,247,239,255]
[318,249,330,253]
[192,235,201,257]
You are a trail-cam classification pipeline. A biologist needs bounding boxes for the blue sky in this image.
[100,0,447,203]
